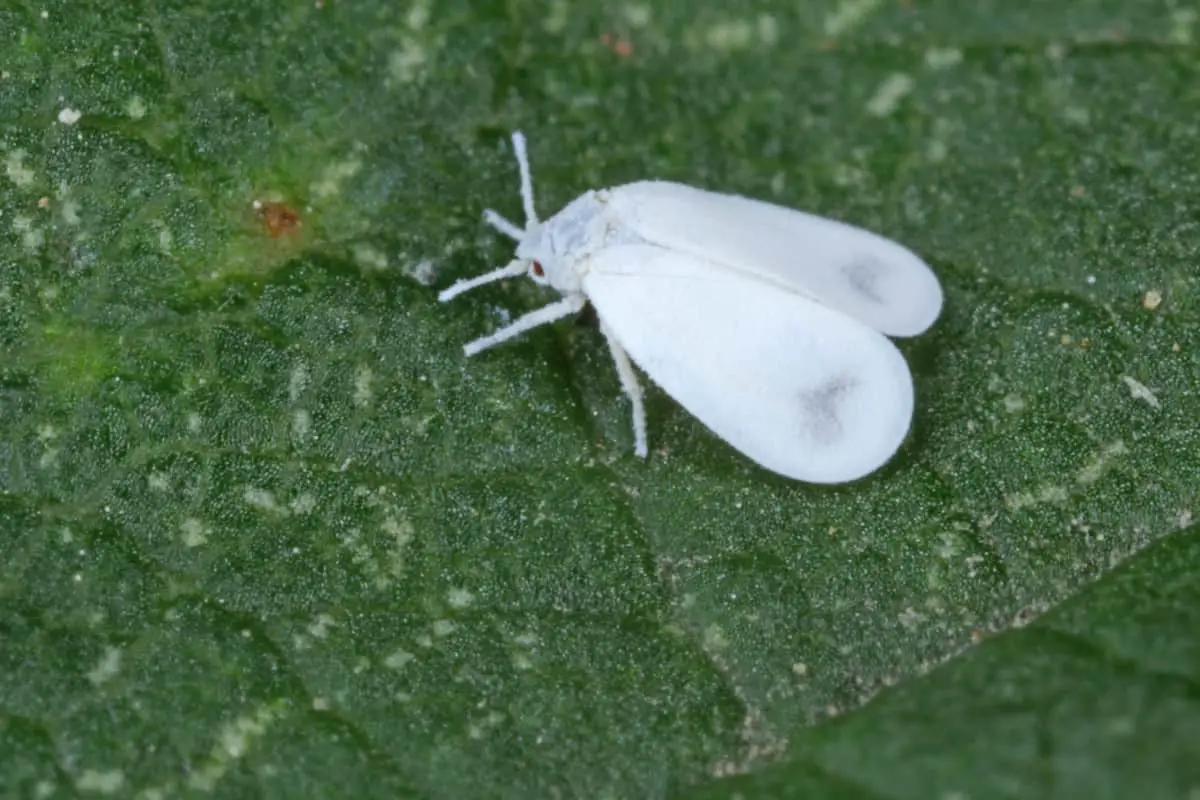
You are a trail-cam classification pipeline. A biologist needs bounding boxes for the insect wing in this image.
[607,181,943,338]
[582,245,916,483]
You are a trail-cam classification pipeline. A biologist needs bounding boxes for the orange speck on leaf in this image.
[257,201,302,238]
[600,32,633,58]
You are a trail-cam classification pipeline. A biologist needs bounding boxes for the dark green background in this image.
[2,1,1197,797]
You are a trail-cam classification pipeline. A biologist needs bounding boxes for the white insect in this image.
[438,131,943,483]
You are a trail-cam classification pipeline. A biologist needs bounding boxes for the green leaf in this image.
[681,528,1200,798]
[1,1,1197,798]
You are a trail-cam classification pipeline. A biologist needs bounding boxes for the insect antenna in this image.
[511,130,538,227]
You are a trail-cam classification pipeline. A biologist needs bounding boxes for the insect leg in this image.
[462,294,586,356]
[600,322,648,458]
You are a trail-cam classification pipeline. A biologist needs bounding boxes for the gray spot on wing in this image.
[798,374,859,446]
[842,258,885,304]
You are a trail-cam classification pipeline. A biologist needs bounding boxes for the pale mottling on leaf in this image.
[188,705,284,791]
[75,769,125,794]
[1076,440,1128,486]
[3,2,1199,797]
[125,95,147,119]
[1121,376,1160,409]
[866,73,915,117]
[385,648,415,670]
[289,362,310,404]
[86,646,123,686]
[13,214,45,252]
[353,243,389,271]
[447,587,475,608]
[924,47,964,69]
[308,613,336,639]
[353,365,374,406]
[243,486,288,515]
[180,517,209,547]
[823,0,881,37]
[5,148,35,186]
[310,157,362,200]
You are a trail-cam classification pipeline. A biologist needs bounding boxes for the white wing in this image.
[583,244,916,483]
[605,181,942,338]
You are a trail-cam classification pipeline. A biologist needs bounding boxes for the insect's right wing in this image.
[582,244,916,484]
[607,181,942,338]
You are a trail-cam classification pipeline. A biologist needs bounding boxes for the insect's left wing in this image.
[583,244,916,483]
[607,181,943,338]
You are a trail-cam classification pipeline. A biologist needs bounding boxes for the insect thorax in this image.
[516,190,616,294]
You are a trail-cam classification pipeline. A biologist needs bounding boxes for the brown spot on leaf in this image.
[257,201,302,238]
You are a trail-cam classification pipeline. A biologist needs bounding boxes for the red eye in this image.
[531,260,545,277]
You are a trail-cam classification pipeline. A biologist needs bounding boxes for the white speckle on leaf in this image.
[543,0,568,32]
[447,587,475,608]
[1076,441,1127,485]
[13,215,45,252]
[385,648,415,669]
[1121,376,1160,409]
[154,220,174,254]
[125,95,147,119]
[824,0,881,37]
[387,40,427,84]
[624,3,651,27]
[703,19,754,51]
[86,646,123,685]
[289,493,316,515]
[432,619,456,638]
[288,362,309,403]
[310,157,362,200]
[353,366,374,407]
[866,73,914,117]
[5,149,36,186]
[243,487,288,515]
[757,14,779,45]
[147,471,170,491]
[57,107,82,125]
[188,705,282,791]
[404,258,437,285]
[924,47,963,69]
[703,624,728,650]
[186,411,202,434]
[406,1,429,29]
[353,243,389,271]
[308,613,336,639]
[1142,289,1163,310]
[1003,393,1026,413]
[181,517,209,547]
[1006,484,1069,511]
[76,770,125,794]
[1169,8,1197,44]
[292,408,312,439]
